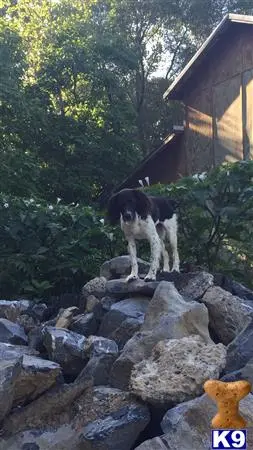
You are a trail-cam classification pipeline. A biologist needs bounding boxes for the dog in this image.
[107,188,180,282]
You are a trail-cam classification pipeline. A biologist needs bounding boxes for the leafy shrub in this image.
[145,160,253,288]
[0,194,116,299]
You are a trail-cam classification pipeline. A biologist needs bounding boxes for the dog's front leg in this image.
[126,238,139,282]
[144,232,161,282]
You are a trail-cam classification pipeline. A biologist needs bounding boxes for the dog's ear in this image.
[133,189,152,219]
[106,192,120,225]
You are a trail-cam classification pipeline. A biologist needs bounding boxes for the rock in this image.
[13,355,62,407]
[0,342,39,360]
[221,358,253,389]
[0,318,28,345]
[42,326,87,377]
[29,302,48,322]
[157,270,214,300]
[100,255,150,280]
[225,319,253,373]
[55,306,79,328]
[85,295,100,313]
[214,273,253,303]
[16,314,37,334]
[2,375,92,436]
[69,312,98,337]
[76,354,118,386]
[135,393,253,450]
[2,386,150,450]
[130,335,227,406]
[0,299,32,322]
[99,297,149,349]
[110,282,212,390]
[76,336,119,386]
[200,286,253,345]
[142,281,211,344]
[81,277,107,307]
[84,335,118,358]
[27,326,45,354]
[105,279,159,300]
[0,358,21,422]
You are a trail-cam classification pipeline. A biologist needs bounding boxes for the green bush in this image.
[0,194,117,299]
[145,160,253,288]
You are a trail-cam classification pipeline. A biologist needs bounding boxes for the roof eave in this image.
[163,13,253,102]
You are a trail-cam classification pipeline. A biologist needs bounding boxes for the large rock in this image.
[225,319,253,373]
[81,277,107,306]
[157,270,214,301]
[0,318,28,345]
[0,342,39,360]
[0,358,21,422]
[110,282,212,390]
[76,336,119,386]
[142,281,211,343]
[2,375,92,436]
[99,297,150,349]
[13,355,62,407]
[200,286,253,345]
[0,299,33,322]
[100,255,150,280]
[42,326,87,377]
[105,279,159,300]
[69,312,98,337]
[1,386,150,450]
[135,393,253,450]
[130,335,227,406]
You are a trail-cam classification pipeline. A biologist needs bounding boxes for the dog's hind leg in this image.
[126,238,139,282]
[156,223,170,272]
[164,215,180,272]
[160,240,170,272]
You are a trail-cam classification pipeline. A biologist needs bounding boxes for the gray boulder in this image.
[0,358,21,422]
[0,318,28,345]
[42,326,87,377]
[225,319,253,373]
[99,297,149,349]
[13,355,62,407]
[69,312,98,337]
[81,277,107,309]
[100,255,149,280]
[0,299,32,322]
[200,286,253,345]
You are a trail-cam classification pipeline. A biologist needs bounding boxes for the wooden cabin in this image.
[115,13,253,192]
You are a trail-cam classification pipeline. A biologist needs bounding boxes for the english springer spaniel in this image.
[107,188,180,282]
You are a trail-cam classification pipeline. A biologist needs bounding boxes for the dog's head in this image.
[107,188,152,225]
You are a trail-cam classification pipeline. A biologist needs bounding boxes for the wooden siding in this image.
[182,24,253,173]
[213,74,243,164]
[242,68,253,159]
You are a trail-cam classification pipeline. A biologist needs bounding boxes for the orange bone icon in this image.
[204,379,251,429]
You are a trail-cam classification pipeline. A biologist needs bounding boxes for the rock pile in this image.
[1,255,253,449]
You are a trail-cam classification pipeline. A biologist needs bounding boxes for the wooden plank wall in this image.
[182,24,253,174]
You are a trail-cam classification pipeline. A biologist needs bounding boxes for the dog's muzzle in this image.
[122,211,134,222]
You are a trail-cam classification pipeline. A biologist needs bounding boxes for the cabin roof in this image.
[163,13,253,101]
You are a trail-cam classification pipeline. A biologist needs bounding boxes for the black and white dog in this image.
[107,188,180,282]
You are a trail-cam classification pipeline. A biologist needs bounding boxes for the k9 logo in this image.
[211,430,247,449]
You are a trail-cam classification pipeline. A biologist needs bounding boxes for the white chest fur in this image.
[120,215,154,240]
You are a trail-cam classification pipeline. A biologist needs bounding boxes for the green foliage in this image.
[0,194,116,299]
[145,161,253,288]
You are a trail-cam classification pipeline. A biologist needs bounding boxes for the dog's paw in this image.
[144,275,156,282]
[125,275,139,283]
